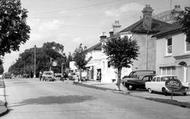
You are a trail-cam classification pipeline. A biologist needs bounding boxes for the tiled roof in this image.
[84,42,102,53]
[152,22,182,38]
[120,18,174,34]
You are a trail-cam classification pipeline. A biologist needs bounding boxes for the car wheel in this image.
[162,88,168,96]
[127,85,134,90]
[148,88,152,93]
[183,92,187,96]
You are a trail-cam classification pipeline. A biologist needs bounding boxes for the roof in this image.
[152,23,182,39]
[120,18,174,34]
[84,42,102,53]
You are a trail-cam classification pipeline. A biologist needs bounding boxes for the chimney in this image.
[112,20,121,34]
[142,4,153,31]
[171,5,183,18]
[109,29,114,37]
[100,32,107,42]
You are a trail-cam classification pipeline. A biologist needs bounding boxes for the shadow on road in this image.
[9,95,95,107]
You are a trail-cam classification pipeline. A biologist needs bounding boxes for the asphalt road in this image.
[1,78,190,119]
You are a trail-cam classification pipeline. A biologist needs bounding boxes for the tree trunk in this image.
[116,67,122,91]
[79,69,82,82]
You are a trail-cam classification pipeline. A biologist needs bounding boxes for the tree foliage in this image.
[73,44,91,81]
[103,36,139,90]
[0,0,30,56]
[178,7,190,42]
[103,36,139,69]
[8,42,66,77]
[73,44,89,70]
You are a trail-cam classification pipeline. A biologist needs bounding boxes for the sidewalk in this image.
[78,80,190,108]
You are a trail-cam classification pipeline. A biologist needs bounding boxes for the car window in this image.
[152,77,156,81]
[143,76,153,81]
[156,77,161,82]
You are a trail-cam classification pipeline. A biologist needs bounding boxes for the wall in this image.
[132,34,156,71]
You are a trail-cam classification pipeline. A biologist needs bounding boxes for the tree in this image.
[73,43,90,81]
[0,0,30,56]
[178,7,190,42]
[103,36,139,90]
[9,42,65,77]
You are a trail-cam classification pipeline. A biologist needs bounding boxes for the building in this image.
[153,23,190,83]
[119,5,174,71]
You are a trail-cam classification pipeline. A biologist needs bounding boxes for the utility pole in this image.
[34,45,36,78]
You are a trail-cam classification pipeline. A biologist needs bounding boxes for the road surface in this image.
[1,78,190,119]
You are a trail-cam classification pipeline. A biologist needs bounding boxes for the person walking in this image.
[39,71,42,81]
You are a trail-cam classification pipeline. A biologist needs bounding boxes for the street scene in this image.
[0,78,190,119]
[0,0,190,119]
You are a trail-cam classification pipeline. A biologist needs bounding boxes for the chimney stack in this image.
[100,32,107,42]
[142,4,153,31]
[112,20,121,34]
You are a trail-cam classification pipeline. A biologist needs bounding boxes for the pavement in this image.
[77,80,190,108]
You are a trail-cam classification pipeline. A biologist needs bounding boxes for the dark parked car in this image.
[122,70,156,90]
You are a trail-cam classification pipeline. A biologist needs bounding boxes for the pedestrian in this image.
[39,71,42,81]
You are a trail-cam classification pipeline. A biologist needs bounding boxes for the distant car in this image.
[68,72,79,81]
[42,71,55,81]
[54,73,63,80]
[3,73,12,79]
[145,75,189,95]
[122,70,156,90]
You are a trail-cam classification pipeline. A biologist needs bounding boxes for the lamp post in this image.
[33,45,36,78]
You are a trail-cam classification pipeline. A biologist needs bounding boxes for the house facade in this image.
[85,31,131,83]
[119,5,174,71]
[153,25,190,83]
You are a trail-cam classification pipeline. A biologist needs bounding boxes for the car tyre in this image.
[162,87,168,96]
[127,85,134,90]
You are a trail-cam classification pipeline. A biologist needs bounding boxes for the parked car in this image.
[145,75,189,95]
[54,73,63,80]
[122,70,156,90]
[42,71,55,81]
[3,73,12,79]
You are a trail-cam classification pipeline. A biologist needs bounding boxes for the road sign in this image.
[165,78,182,91]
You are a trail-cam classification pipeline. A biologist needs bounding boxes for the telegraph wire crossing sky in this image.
[3,0,190,72]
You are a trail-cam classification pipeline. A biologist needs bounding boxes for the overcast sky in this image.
[3,0,190,72]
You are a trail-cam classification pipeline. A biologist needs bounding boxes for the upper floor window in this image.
[166,38,172,55]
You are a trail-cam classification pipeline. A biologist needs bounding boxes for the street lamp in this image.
[33,45,36,78]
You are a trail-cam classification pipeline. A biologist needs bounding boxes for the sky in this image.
[3,0,190,72]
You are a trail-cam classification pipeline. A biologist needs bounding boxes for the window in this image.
[166,38,172,55]
[186,41,190,52]
[160,67,176,75]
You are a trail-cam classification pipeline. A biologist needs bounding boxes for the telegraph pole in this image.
[34,45,36,78]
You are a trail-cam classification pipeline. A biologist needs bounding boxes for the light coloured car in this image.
[42,71,55,81]
[145,75,189,95]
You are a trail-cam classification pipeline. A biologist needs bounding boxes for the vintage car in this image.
[122,70,156,90]
[145,75,189,95]
[42,71,55,81]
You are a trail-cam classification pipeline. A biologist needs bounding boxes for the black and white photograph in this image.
[0,0,190,119]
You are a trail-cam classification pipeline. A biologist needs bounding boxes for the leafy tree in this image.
[9,42,65,77]
[178,7,190,42]
[103,36,139,90]
[73,43,90,81]
[0,0,30,56]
